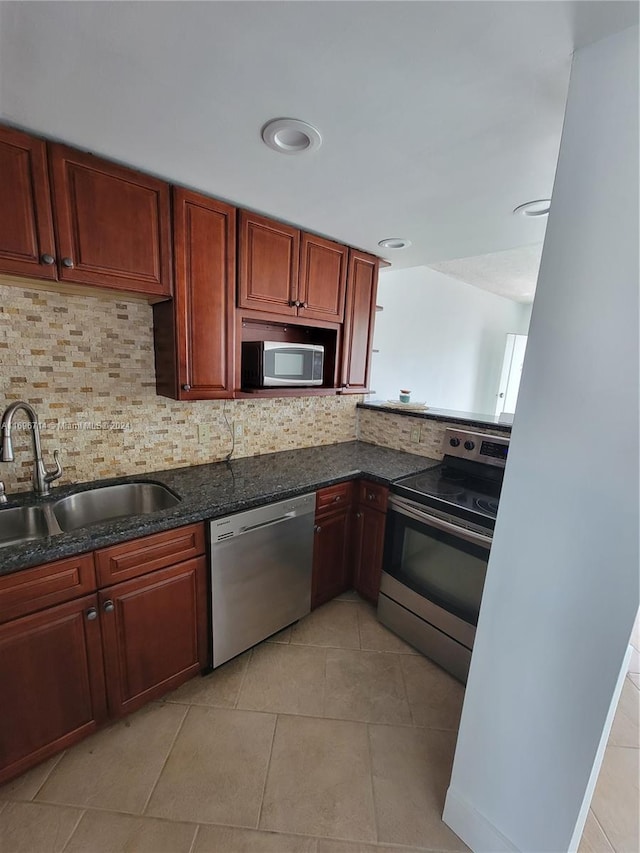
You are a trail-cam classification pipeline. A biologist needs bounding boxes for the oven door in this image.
[384,495,491,629]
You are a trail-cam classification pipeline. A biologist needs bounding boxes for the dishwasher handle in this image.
[239,510,297,536]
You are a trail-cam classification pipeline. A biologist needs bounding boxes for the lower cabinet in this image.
[0,522,207,785]
[100,557,208,717]
[312,479,388,609]
[0,593,107,785]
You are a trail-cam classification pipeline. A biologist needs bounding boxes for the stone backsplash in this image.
[0,283,360,494]
[357,407,508,459]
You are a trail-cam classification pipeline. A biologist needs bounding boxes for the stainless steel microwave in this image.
[241,341,325,387]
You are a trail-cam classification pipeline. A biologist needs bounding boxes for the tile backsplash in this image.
[0,284,360,493]
[357,407,507,459]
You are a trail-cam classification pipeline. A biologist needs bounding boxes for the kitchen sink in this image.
[51,482,181,532]
[0,505,51,548]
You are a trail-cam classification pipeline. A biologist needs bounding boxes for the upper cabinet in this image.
[340,250,379,393]
[298,233,348,323]
[0,126,57,280]
[49,144,172,297]
[154,188,236,400]
[238,211,347,323]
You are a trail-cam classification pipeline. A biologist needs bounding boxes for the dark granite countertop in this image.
[358,401,513,433]
[0,440,439,576]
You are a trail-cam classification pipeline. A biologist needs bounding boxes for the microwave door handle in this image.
[392,502,493,548]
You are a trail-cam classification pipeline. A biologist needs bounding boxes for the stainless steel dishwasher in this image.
[209,492,315,667]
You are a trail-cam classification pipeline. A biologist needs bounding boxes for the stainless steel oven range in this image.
[378,427,510,683]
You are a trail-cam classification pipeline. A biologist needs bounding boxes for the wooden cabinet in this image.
[298,233,348,323]
[238,211,348,323]
[154,188,236,400]
[238,211,299,316]
[99,557,208,717]
[0,125,57,280]
[352,480,388,604]
[340,250,379,393]
[0,522,208,783]
[0,594,107,785]
[48,143,172,297]
[312,482,353,609]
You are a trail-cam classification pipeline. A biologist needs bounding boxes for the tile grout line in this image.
[589,808,617,853]
[397,652,417,727]
[59,805,86,853]
[140,704,190,816]
[234,648,254,709]
[187,823,201,853]
[30,749,68,802]
[254,712,279,831]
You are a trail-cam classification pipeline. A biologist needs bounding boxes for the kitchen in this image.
[0,3,638,853]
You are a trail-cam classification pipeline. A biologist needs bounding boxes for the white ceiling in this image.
[0,1,637,293]
[430,242,544,303]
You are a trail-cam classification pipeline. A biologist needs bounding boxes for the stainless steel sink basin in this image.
[0,505,51,548]
[52,482,180,532]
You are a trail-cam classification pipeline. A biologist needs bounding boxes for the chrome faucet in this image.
[0,402,63,497]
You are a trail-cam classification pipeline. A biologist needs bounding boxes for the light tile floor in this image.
[0,595,637,852]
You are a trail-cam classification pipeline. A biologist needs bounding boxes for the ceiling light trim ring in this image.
[378,238,412,250]
[261,118,322,155]
[513,199,551,217]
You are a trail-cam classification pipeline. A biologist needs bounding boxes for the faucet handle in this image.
[44,450,63,486]
[0,480,6,504]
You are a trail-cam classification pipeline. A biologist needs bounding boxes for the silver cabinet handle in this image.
[182,384,191,392]
[103,600,115,613]
[40,253,55,265]
[61,257,74,269]
[86,607,98,621]
[314,524,321,533]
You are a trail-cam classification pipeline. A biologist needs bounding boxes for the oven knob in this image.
[449,438,460,447]
[464,440,475,451]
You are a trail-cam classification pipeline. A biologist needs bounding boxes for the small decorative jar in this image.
[399,389,411,403]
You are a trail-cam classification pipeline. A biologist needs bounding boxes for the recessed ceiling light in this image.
[261,118,322,154]
[513,199,551,217]
[378,238,412,250]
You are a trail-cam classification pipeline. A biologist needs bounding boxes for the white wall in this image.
[370,266,529,413]
[444,24,639,853]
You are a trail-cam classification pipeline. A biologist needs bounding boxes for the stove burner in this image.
[441,469,465,483]
[433,482,466,498]
[475,497,499,515]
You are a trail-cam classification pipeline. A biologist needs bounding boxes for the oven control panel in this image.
[443,428,509,467]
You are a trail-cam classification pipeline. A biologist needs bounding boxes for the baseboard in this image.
[443,786,519,853]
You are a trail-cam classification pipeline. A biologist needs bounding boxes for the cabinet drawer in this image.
[95,523,206,586]
[316,481,353,514]
[356,480,388,512]
[0,553,96,624]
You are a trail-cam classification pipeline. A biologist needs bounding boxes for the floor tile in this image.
[578,810,615,853]
[163,653,249,709]
[357,602,419,654]
[290,601,360,650]
[0,800,82,853]
[590,745,640,853]
[64,809,197,852]
[0,753,65,802]
[194,824,317,852]
[260,715,376,842]
[335,590,362,602]
[628,645,640,674]
[324,649,412,725]
[400,655,465,731]
[266,626,293,644]
[145,706,276,826]
[629,672,640,689]
[36,702,187,814]
[237,643,327,716]
[369,723,468,851]
[316,841,428,853]
[608,678,639,749]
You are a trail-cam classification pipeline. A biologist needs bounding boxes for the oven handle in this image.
[389,496,493,548]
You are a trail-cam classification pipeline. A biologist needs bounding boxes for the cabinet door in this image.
[0,594,107,785]
[298,233,348,323]
[156,188,236,400]
[49,143,172,297]
[0,126,57,280]
[352,507,386,605]
[100,557,208,717]
[312,509,352,609]
[340,250,379,392]
[238,211,299,316]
